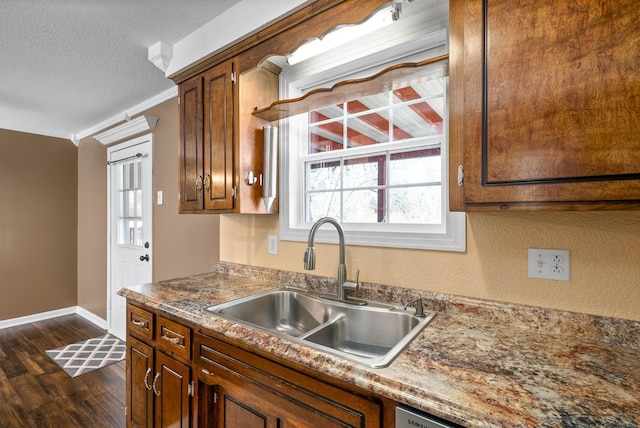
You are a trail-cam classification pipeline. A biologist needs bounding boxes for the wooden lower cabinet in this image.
[194,333,383,428]
[127,337,154,427]
[127,303,391,427]
[126,304,193,428]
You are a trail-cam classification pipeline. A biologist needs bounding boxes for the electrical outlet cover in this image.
[528,248,570,281]
[268,235,278,255]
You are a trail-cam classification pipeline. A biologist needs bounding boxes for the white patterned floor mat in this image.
[46,334,126,377]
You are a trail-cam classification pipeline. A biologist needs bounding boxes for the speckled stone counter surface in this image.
[119,262,640,427]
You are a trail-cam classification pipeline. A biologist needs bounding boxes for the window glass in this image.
[303,80,445,225]
[116,161,144,247]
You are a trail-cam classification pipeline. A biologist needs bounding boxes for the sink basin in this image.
[304,308,421,359]
[215,288,332,337]
[207,287,436,368]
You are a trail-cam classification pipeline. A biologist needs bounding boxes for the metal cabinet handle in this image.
[131,319,145,327]
[195,175,203,191]
[203,173,211,190]
[143,367,152,390]
[161,334,180,344]
[140,254,150,262]
[152,372,161,396]
[201,368,214,376]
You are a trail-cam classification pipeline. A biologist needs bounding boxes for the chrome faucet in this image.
[303,217,362,303]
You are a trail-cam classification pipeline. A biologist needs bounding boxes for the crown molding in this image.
[148,41,173,72]
[93,115,158,145]
[74,85,177,143]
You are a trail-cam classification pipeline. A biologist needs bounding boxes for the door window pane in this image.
[117,161,144,247]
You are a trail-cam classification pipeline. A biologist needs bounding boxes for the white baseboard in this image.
[76,306,108,330]
[0,306,108,331]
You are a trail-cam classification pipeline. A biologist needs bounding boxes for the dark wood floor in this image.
[0,314,126,428]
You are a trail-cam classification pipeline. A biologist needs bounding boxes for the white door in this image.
[107,135,153,340]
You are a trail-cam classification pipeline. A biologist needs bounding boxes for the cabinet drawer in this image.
[156,316,191,360]
[127,304,154,342]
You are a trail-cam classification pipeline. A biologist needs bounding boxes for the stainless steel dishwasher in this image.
[396,405,462,428]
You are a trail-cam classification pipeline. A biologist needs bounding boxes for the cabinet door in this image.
[205,368,358,428]
[195,333,381,428]
[179,75,204,212]
[203,60,235,211]
[127,337,154,428]
[154,352,191,428]
[216,385,275,428]
[450,0,640,210]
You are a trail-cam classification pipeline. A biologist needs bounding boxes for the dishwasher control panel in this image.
[396,405,461,428]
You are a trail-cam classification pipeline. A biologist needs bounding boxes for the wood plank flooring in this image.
[0,315,125,428]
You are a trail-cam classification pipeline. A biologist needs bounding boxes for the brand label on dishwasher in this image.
[395,405,457,428]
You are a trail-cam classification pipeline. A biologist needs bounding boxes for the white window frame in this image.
[278,1,465,251]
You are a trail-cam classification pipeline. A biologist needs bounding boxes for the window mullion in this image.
[340,102,347,221]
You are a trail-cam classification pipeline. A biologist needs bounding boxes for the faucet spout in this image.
[303,217,348,301]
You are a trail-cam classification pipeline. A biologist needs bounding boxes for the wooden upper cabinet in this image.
[203,61,235,211]
[449,0,640,210]
[179,76,204,212]
[179,60,235,213]
[178,56,279,214]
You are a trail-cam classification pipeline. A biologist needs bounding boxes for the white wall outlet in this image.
[268,235,278,255]
[528,248,570,281]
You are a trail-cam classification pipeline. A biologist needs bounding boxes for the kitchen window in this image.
[304,84,445,225]
[278,0,464,251]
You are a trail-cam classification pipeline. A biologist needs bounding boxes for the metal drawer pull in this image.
[131,319,146,327]
[161,334,180,344]
[152,372,161,396]
[143,367,152,390]
[201,368,214,376]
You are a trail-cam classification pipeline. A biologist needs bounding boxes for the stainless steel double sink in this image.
[206,287,436,368]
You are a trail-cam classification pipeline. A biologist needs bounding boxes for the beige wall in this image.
[77,98,220,320]
[220,211,640,321]
[0,130,78,319]
[7,95,637,325]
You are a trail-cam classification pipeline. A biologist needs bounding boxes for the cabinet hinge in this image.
[457,165,464,187]
[231,72,237,83]
[232,186,237,198]
[124,406,128,416]
[188,381,194,397]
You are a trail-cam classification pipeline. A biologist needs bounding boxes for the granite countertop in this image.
[119,262,640,427]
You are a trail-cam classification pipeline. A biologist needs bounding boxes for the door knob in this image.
[140,254,150,262]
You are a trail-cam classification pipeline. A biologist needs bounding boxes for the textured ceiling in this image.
[0,0,242,140]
